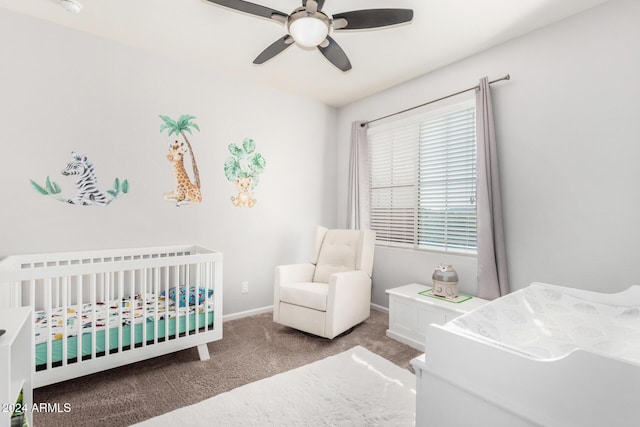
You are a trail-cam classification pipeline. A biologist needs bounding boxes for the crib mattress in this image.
[36,312,213,366]
[447,283,640,364]
[35,290,214,366]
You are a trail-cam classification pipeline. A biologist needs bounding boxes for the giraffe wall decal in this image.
[163,141,202,206]
[159,114,202,207]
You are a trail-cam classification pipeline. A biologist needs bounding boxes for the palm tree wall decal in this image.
[159,114,201,188]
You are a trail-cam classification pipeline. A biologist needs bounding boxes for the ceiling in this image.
[1,0,610,107]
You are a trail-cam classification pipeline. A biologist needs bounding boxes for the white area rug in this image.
[133,346,416,426]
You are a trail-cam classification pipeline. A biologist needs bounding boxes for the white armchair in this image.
[273,226,376,339]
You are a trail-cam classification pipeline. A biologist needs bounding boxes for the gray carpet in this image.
[33,309,421,427]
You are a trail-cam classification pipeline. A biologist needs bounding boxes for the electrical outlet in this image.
[241,281,249,294]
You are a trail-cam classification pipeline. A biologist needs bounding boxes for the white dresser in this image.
[385,283,487,350]
[0,308,32,427]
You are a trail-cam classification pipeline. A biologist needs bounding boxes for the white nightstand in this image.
[386,283,488,350]
[0,307,32,427]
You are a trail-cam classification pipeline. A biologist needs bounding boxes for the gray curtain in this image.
[347,121,370,230]
[476,77,509,299]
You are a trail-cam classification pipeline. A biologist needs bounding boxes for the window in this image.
[368,100,477,254]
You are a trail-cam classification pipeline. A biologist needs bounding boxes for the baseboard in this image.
[223,305,273,322]
[224,303,387,322]
[371,303,389,313]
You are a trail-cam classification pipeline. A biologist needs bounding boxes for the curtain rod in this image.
[361,74,511,127]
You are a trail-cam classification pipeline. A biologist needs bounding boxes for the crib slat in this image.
[118,270,124,354]
[153,267,159,345]
[164,267,171,342]
[142,268,147,348]
[61,277,67,367]
[201,264,206,332]
[207,262,218,330]
[129,270,134,351]
[185,263,190,337]
[202,262,206,332]
[204,262,209,331]
[28,280,35,379]
[174,266,180,340]
[104,272,110,358]
[200,262,205,332]
[194,263,200,333]
[76,274,82,367]
[91,273,97,360]
[46,277,53,371]
[214,258,222,332]
[54,276,59,311]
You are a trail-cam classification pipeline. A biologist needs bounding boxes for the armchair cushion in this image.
[312,229,362,283]
[279,282,328,311]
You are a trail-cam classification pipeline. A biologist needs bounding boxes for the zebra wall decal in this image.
[30,151,129,205]
[62,151,109,205]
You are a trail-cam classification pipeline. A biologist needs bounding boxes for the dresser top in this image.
[386,283,488,313]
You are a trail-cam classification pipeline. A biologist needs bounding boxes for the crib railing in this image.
[0,245,223,387]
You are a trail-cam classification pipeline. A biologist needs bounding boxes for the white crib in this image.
[0,245,223,388]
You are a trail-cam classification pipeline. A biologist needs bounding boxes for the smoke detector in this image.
[60,0,82,14]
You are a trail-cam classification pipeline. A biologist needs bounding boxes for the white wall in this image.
[337,0,640,306]
[0,9,337,315]
[4,0,639,314]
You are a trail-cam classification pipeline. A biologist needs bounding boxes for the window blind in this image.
[368,100,477,253]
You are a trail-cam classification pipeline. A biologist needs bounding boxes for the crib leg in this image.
[197,344,210,361]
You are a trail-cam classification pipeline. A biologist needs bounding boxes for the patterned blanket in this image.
[34,289,214,344]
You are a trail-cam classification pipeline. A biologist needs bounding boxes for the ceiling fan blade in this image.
[317,36,352,72]
[203,0,287,21]
[332,9,413,30]
[302,0,325,11]
[253,35,294,64]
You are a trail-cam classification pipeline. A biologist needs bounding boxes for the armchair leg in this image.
[335,325,357,338]
[299,324,359,339]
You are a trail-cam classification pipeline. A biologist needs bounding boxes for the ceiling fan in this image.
[202,0,414,72]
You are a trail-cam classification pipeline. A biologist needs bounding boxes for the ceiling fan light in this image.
[60,0,82,14]
[288,16,329,48]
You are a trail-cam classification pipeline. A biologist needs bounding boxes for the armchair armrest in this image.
[326,270,372,338]
[273,263,316,321]
[275,263,316,285]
